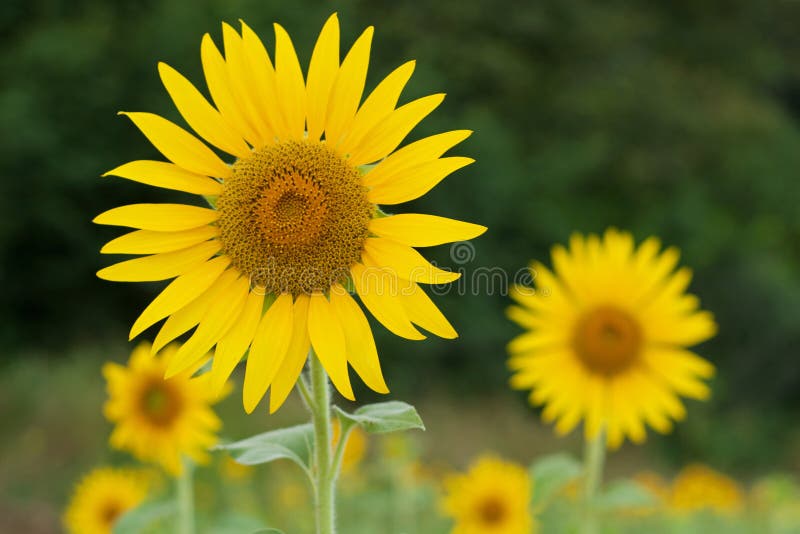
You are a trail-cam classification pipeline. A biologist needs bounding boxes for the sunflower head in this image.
[103,342,222,475]
[507,228,717,448]
[94,14,486,414]
[441,455,534,534]
[669,464,744,515]
[63,467,150,534]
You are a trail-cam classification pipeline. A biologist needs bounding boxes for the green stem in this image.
[581,430,606,534]
[309,350,336,534]
[177,458,195,534]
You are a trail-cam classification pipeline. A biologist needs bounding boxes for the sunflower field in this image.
[2,1,800,533]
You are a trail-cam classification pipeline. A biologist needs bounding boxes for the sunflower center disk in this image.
[574,305,642,375]
[217,141,372,295]
[478,497,507,525]
[139,380,182,427]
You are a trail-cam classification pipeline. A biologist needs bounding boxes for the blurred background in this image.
[2,0,800,531]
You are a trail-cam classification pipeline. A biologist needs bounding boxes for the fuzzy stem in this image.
[176,458,195,534]
[309,350,336,534]
[581,430,606,534]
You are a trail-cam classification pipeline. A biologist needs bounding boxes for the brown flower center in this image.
[217,141,372,295]
[574,306,642,374]
[139,379,182,427]
[99,500,124,527]
[478,496,507,525]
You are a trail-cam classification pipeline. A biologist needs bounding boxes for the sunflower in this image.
[63,467,149,534]
[103,342,222,475]
[94,14,485,414]
[507,228,717,448]
[331,418,368,475]
[669,464,744,514]
[441,455,534,534]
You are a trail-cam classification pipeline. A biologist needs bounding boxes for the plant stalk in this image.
[581,430,606,534]
[177,458,195,534]
[309,350,336,534]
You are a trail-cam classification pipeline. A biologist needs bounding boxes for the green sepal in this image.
[334,401,425,434]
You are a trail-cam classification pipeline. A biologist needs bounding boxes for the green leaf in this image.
[530,453,582,507]
[596,479,656,511]
[113,500,175,534]
[335,401,425,434]
[206,513,272,534]
[214,423,314,474]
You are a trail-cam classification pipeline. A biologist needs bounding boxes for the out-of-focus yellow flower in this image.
[220,455,254,482]
[332,419,367,475]
[278,480,309,510]
[63,467,150,534]
[669,464,744,514]
[103,342,222,475]
[507,229,717,448]
[441,455,534,534]
[623,471,671,516]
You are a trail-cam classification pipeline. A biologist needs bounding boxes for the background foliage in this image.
[2,0,800,511]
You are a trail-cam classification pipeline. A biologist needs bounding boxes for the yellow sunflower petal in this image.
[362,237,460,284]
[119,112,230,179]
[269,294,312,413]
[368,214,486,247]
[347,93,445,166]
[366,156,474,205]
[201,33,260,146]
[329,286,389,394]
[325,26,373,147]
[350,262,425,340]
[94,204,218,231]
[158,62,250,158]
[129,256,230,339]
[396,280,458,339]
[103,160,223,196]
[165,274,250,378]
[273,23,307,140]
[101,227,218,255]
[308,292,354,400]
[221,22,270,145]
[97,240,220,282]
[151,270,234,354]
[362,130,472,188]
[305,14,340,141]
[243,292,294,413]
[239,20,282,140]
[210,288,265,396]
[338,60,416,155]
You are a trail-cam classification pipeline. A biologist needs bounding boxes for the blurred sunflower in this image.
[63,467,149,534]
[331,419,367,475]
[441,455,533,534]
[94,14,485,414]
[669,464,744,514]
[103,342,222,475]
[507,228,717,448]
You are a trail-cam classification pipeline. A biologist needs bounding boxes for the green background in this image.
[2,0,800,528]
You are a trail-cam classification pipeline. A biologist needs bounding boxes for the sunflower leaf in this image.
[530,453,582,508]
[334,401,425,434]
[214,423,314,475]
[596,479,656,511]
[113,499,175,534]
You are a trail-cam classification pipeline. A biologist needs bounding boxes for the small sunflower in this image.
[63,467,149,534]
[507,228,717,448]
[441,455,534,534]
[669,464,744,514]
[95,14,486,414]
[332,419,368,475]
[103,342,222,475]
